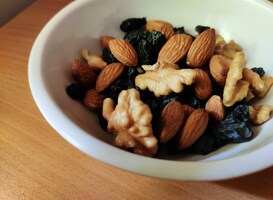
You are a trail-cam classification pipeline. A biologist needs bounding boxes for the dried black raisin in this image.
[102,47,117,64]
[66,83,86,100]
[251,67,265,77]
[124,30,150,48]
[98,111,108,132]
[106,78,129,102]
[173,26,186,34]
[120,18,146,32]
[147,30,166,52]
[195,25,210,34]
[213,105,253,143]
[137,39,155,65]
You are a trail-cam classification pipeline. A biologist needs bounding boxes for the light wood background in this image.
[1,0,273,199]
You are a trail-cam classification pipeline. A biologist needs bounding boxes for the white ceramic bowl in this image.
[28,0,273,180]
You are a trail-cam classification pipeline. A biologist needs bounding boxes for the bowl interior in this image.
[29,0,273,180]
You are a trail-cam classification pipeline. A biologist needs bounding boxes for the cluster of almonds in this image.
[69,20,273,157]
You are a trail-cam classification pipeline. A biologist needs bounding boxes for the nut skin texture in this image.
[186,28,216,68]
[205,95,225,121]
[194,69,212,100]
[95,62,125,92]
[102,89,158,157]
[209,55,230,86]
[158,34,193,64]
[135,63,196,97]
[109,39,138,66]
[83,89,106,110]
[100,35,114,48]
[223,52,249,107]
[181,104,195,117]
[175,109,209,151]
[145,20,174,39]
[249,105,273,125]
[158,101,186,143]
[242,68,264,94]
[257,75,273,97]
[81,48,107,71]
[72,59,97,87]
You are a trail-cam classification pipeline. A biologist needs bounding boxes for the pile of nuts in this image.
[66,18,273,157]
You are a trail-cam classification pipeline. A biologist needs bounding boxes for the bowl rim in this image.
[28,0,273,181]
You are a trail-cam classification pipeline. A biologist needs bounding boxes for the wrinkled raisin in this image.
[147,30,166,52]
[106,78,129,102]
[102,48,117,64]
[124,30,150,48]
[66,83,86,100]
[174,26,186,34]
[120,18,146,32]
[251,67,265,77]
[195,25,210,34]
[213,105,253,143]
[137,39,155,65]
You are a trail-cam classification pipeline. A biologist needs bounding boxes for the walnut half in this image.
[102,89,158,157]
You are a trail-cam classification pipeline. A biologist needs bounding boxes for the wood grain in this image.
[1,0,273,199]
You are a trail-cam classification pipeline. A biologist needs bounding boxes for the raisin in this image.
[191,134,215,155]
[188,96,205,109]
[195,25,210,34]
[105,78,129,102]
[66,83,86,100]
[147,30,166,52]
[124,30,150,48]
[98,111,108,132]
[137,39,155,65]
[173,26,186,34]
[120,18,147,32]
[102,48,117,64]
[213,105,253,143]
[251,67,265,77]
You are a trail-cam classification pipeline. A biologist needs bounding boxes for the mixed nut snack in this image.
[66,18,273,157]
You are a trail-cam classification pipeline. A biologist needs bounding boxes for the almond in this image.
[175,109,209,151]
[186,28,216,67]
[83,89,106,110]
[158,34,193,64]
[158,101,185,143]
[145,20,174,39]
[95,62,125,92]
[205,95,225,121]
[109,39,138,66]
[194,69,212,100]
[181,104,195,117]
[100,35,114,48]
[209,55,230,86]
[72,59,97,87]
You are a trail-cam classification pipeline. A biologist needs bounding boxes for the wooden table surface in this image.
[1,0,273,199]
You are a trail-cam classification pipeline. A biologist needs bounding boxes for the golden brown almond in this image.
[83,89,106,110]
[95,62,125,92]
[175,109,209,151]
[209,55,230,86]
[72,59,97,87]
[186,28,216,67]
[205,95,225,121]
[145,20,174,39]
[194,68,212,100]
[100,35,114,48]
[158,101,185,143]
[157,34,193,64]
[109,39,138,66]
